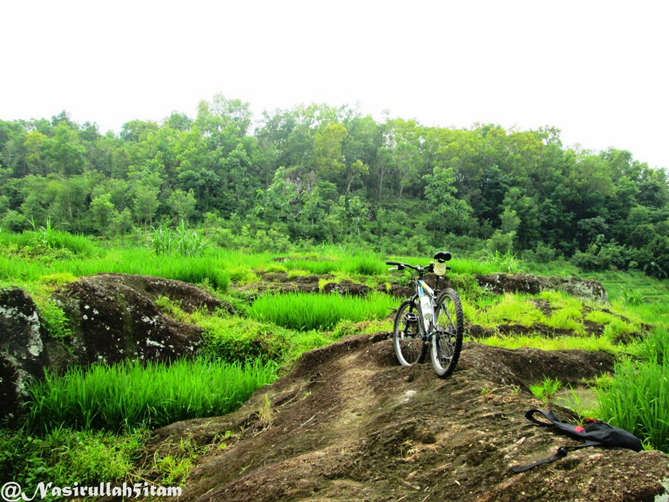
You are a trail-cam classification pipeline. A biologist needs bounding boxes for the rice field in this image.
[26,357,278,433]
[2,227,669,455]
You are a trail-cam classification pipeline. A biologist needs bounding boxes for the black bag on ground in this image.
[512,409,642,473]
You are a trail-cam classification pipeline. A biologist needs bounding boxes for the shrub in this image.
[523,242,557,264]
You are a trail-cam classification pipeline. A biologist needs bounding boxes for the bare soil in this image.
[146,333,669,502]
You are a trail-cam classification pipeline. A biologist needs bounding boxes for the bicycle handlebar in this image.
[385,261,429,272]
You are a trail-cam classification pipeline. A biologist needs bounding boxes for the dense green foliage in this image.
[2,96,668,276]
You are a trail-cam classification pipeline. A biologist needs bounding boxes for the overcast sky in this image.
[2,0,667,168]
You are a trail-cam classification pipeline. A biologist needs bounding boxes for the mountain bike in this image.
[386,251,464,378]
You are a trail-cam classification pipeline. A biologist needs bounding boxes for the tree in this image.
[45,122,86,175]
[313,123,347,182]
[113,208,134,244]
[423,166,473,235]
[133,186,160,227]
[90,193,116,235]
[167,189,197,221]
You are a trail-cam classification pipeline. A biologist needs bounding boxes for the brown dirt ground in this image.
[145,334,669,502]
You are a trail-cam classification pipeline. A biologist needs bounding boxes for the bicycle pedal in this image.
[404,312,418,323]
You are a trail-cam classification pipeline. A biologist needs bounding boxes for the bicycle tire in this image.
[393,300,426,366]
[431,288,464,378]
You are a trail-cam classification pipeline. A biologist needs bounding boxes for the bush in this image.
[571,236,627,271]
[152,221,205,257]
[486,230,515,255]
[523,242,557,264]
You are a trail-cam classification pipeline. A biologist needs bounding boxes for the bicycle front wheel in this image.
[431,288,464,378]
[393,300,426,366]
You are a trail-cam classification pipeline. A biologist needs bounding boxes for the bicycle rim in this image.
[393,300,425,366]
[431,289,463,377]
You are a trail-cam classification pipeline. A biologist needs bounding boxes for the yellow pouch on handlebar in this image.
[434,262,447,276]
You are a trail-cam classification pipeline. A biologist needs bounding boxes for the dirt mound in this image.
[475,274,609,302]
[147,334,668,501]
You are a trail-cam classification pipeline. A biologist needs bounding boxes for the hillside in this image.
[145,333,669,502]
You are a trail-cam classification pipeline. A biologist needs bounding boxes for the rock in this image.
[144,335,667,502]
[375,283,414,298]
[0,275,233,421]
[322,280,371,297]
[0,288,49,422]
[475,274,609,302]
[51,274,225,366]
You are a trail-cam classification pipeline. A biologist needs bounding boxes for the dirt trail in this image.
[148,334,669,502]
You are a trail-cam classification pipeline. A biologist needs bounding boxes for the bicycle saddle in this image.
[433,251,451,263]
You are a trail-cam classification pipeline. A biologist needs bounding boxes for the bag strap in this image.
[525,409,561,427]
[512,441,602,473]
[512,441,601,473]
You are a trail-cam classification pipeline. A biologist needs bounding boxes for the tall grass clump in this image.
[284,259,341,275]
[0,228,96,256]
[152,221,205,257]
[597,327,669,452]
[64,252,229,291]
[344,255,386,276]
[25,357,277,433]
[250,292,396,331]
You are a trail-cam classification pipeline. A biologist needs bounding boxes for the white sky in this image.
[1,0,667,168]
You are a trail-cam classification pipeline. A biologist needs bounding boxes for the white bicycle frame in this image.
[417,279,436,333]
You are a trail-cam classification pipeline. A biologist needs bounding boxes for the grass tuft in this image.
[25,357,277,433]
[249,292,396,331]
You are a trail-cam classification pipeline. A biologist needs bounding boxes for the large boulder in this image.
[0,288,49,422]
[51,274,232,366]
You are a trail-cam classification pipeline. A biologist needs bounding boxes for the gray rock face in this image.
[0,288,49,422]
[51,274,222,366]
[475,273,609,302]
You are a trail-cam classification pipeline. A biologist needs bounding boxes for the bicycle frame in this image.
[387,252,463,378]
[417,278,436,334]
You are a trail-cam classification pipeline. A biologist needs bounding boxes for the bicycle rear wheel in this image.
[431,288,464,378]
[393,300,426,366]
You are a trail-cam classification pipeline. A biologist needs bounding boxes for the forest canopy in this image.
[1,94,668,276]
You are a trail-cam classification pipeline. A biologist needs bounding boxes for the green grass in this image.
[0,250,230,291]
[0,427,145,492]
[597,328,669,452]
[38,300,72,340]
[584,310,618,324]
[249,292,396,331]
[530,377,562,402]
[466,294,544,328]
[344,255,387,276]
[543,306,585,334]
[0,229,97,256]
[25,357,277,433]
[481,334,624,353]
